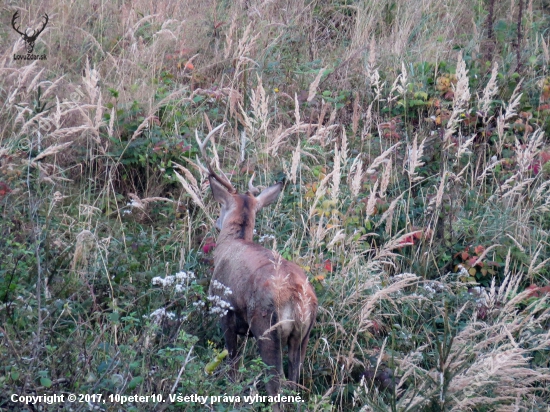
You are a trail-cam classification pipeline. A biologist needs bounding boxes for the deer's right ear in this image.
[209,175,234,205]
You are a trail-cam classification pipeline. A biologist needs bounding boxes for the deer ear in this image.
[255,181,283,211]
[209,176,234,205]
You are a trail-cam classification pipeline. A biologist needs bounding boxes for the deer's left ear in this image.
[255,181,283,211]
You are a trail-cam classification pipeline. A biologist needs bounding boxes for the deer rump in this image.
[210,240,317,386]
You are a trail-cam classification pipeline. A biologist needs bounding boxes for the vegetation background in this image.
[1,0,550,410]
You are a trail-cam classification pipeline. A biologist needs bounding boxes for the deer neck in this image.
[217,221,255,244]
[216,197,257,243]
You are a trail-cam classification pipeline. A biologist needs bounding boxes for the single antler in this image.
[30,13,49,41]
[11,11,24,36]
[248,172,260,195]
[195,123,236,194]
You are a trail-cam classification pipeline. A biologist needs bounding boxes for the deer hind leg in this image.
[220,311,239,380]
[288,319,314,383]
[287,332,306,383]
[250,315,283,409]
[257,332,282,412]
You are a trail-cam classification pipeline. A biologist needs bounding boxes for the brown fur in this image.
[207,176,318,411]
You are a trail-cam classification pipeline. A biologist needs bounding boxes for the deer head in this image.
[198,125,318,411]
[12,11,49,54]
[209,173,283,241]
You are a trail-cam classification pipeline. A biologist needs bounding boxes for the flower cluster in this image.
[422,281,446,298]
[210,280,232,295]
[258,234,276,243]
[456,264,470,278]
[423,284,436,296]
[145,307,176,322]
[208,280,233,317]
[151,271,196,293]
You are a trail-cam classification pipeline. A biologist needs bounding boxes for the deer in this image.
[197,124,318,411]
[11,11,49,54]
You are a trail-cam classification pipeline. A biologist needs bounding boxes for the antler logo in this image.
[12,11,49,54]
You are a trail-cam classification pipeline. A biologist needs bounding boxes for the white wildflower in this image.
[146,308,176,322]
[208,281,234,317]
[175,271,195,281]
[207,295,233,317]
[151,271,196,293]
[456,264,470,278]
[211,280,233,295]
[259,234,276,243]
[423,284,437,296]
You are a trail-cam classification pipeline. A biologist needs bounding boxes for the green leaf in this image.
[128,376,143,390]
[40,377,52,388]
[108,312,120,322]
[414,91,428,100]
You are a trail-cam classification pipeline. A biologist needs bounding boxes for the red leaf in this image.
[530,161,541,174]
[526,284,539,298]
[370,320,383,335]
[0,182,11,197]
[202,237,216,254]
[176,142,190,152]
[401,235,415,245]
[474,245,485,255]
[527,284,550,298]
[323,259,333,272]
